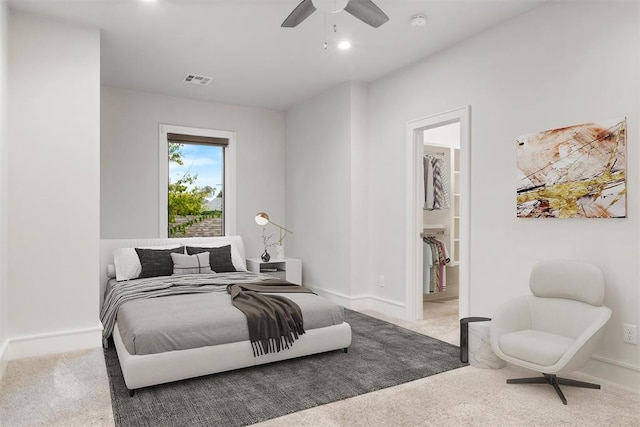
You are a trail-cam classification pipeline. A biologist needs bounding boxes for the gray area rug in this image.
[105,309,466,426]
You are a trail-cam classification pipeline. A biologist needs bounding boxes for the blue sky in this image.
[169,143,223,199]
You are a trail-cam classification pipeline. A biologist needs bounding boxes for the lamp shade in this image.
[255,212,269,226]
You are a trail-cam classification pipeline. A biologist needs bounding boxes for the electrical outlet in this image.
[623,324,637,345]
[379,275,385,287]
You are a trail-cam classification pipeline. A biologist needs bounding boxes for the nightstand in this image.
[246,258,302,285]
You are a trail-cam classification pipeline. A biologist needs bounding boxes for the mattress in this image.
[116,289,345,355]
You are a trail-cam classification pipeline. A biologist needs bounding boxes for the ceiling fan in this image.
[282,0,389,28]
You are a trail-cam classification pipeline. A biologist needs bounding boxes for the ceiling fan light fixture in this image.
[312,0,349,14]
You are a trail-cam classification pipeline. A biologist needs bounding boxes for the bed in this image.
[99,236,352,394]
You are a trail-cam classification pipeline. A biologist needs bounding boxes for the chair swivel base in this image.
[506,373,601,405]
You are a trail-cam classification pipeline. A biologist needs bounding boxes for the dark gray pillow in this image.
[135,246,185,278]
[186,245,236,273]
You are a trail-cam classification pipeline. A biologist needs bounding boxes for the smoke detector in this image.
[183,74,213,85]
[410,15,427,28]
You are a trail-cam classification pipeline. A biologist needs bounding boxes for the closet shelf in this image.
[423,224,446,230]
[423,224,447,236]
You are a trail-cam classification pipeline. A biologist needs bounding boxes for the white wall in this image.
[7,11,101,356]
[349,83,370,298]
[100,86,286,259]
[285,83,353,296]
[367,1,639,389]
[0,0,9,376]
[286,81,375,308]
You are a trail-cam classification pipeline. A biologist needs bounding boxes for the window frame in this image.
[158,124,236,238]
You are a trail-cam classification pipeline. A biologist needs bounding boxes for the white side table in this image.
[468,321,506,369]
[246,258,302,285]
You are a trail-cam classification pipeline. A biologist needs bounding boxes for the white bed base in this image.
[101,236,353,393]
[113,321,352,391]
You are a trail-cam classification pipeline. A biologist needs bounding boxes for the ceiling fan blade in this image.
[281,0,317,28]
[344,0,389,28]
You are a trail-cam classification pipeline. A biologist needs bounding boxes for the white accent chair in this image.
[490,260,612,405]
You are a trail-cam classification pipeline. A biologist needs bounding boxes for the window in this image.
[159,125,236,238]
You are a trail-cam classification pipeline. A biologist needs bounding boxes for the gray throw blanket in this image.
[226,280,314,357]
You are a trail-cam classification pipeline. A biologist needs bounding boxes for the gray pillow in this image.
[135,246,185,278]
[171,252,213,275]
[186,245,236,273]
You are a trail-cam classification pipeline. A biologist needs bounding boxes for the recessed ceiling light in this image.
[338,41,352,50]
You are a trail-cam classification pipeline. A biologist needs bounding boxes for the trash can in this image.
[459,316,491,363]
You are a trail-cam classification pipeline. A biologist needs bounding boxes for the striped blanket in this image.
[100,271,272,345]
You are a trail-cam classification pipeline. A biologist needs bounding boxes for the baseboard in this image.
[311,287,407,320]
[6,324,103,360]
[310,287,354,307]
[578,354,640,393]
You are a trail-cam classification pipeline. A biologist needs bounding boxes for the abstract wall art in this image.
[516,117,627,218]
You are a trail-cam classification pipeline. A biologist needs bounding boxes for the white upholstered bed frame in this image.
[99,236,352,392]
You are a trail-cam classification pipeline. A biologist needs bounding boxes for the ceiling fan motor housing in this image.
[312,0,349,14]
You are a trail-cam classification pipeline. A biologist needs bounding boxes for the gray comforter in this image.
[100,272,344,355]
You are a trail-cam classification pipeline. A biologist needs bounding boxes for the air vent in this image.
[183,74,213,85]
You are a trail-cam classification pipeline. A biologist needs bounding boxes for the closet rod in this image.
[425,150,445,156]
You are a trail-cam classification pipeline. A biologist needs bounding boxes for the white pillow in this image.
[171,252,213,275]
[106,264,116,279]
[113,244,183,281]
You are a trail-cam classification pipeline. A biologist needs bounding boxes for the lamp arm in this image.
[269,221,293,235]
[269,221,293,245]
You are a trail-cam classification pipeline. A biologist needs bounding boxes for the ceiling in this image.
[9,0,548,111]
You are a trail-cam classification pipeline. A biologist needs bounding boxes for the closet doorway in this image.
[423,123,460,302]
[405,106,471,325]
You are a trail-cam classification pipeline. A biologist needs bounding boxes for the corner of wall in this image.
[0,0,10,382]
[0,339,8,381]
[349,82,371,297]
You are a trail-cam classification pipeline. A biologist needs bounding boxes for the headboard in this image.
[99,235,247,308]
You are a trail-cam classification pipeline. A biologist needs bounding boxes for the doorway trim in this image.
[405,106,471,321]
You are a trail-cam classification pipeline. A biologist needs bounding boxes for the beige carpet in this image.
[0,348,113,426]
[362,299,461,346]
[255,363,640,426]
[1,301,639,427]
